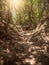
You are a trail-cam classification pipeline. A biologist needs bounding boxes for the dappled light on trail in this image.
[0,0,49,65]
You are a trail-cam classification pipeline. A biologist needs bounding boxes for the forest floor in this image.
[0,24,49,65]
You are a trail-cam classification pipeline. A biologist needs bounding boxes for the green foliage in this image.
[0,0,49,30]
[0,0,2,22]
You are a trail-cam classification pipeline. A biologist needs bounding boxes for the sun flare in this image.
[7,0,24,11]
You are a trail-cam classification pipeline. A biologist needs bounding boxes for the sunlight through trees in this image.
[0,0,49,65]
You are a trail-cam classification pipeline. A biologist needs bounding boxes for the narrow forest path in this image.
[0,22,49,65]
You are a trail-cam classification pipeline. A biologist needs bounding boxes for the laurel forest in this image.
[0,0,49,65]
